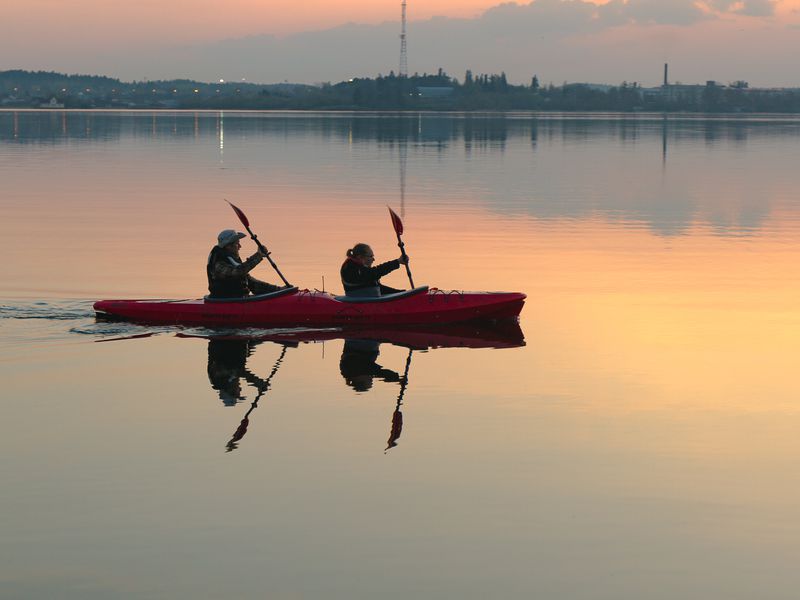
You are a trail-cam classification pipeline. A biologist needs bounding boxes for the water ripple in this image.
[0,299,95,321]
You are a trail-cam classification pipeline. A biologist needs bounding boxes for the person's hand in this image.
[259,248,271,258]
[399,254,409,265]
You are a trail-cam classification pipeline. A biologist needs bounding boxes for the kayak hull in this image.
[94,287,525,327]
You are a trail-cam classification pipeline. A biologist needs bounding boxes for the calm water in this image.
[2,110,800,599]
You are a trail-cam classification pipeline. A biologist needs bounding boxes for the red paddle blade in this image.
[388,206,404,236]
[225,199,250,228]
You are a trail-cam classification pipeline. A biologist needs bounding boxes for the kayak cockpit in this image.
[203,286,299,303]
[334,286,429,303]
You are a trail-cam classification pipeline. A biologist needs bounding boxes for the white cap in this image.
[217,229,246,248]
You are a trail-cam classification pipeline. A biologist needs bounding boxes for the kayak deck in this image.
[94,286,526,327]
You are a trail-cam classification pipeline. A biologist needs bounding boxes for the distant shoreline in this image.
[4,69,800,113]
[4,108,800,119]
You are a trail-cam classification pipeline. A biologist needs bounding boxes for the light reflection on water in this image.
[2,111,800,598]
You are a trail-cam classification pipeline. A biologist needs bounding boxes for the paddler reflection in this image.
[207,338,262,406]
[340,339,401,391]
[205,337,292,452]
[195,321,524,453]
[339,339,413,452]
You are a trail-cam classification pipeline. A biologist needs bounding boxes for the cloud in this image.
[465,0,778,37]
[481,0,600,35]
[705,0,777,16]
[736,0,778,16]
[480,0,711,35]
[705,0,739,10]
[606,0,709,26]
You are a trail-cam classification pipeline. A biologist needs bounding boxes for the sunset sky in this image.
[4,0,800,85]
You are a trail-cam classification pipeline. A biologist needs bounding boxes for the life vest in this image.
[207,246,250,298]
[340,257,380,297]
[343,284,381,297]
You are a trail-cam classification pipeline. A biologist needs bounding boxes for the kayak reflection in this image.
[256,320,526,351]
[181,320,525,453]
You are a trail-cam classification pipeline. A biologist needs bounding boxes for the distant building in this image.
[40,97,64,109]
[661,84,705,103]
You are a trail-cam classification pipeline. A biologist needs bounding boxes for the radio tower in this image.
[399,0,408,77]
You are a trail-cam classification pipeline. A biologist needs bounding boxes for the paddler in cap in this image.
[207,229,283,299]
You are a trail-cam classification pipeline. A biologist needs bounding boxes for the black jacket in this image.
[340,257,402,297]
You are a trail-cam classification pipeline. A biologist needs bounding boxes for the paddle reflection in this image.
[203,337,294,451]
[339,339,413,451]
[187,321,524,453]
[387,349,413,452]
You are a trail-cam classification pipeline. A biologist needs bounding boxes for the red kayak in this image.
[94,285,525,327]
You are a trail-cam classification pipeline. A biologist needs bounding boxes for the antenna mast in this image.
[399,0,408,77]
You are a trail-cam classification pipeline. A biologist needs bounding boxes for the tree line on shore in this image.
[2,69,799,113]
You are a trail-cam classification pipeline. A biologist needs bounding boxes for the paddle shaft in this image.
[246,226,290,287]
[227,344,289,452]
[395,234,415,289]
[386,348,413,452]
[397,347,413,405]
[225,199,291,287]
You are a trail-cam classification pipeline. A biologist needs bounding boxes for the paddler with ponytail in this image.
[340,243,409,298]
[207,229,283,299]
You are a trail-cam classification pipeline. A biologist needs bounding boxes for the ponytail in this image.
[347,243,371,258]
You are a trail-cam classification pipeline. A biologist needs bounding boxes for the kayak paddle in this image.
[386,348,413,452]
[225,199,291,287]
[226,343,290,452]
[388,206,415,288]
